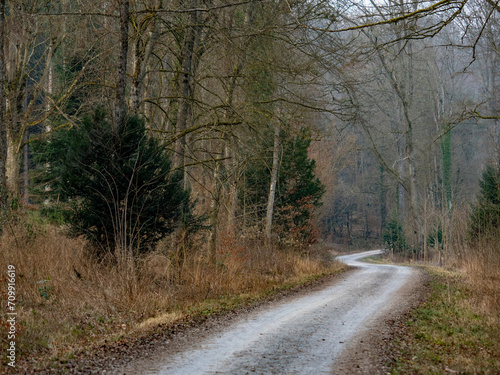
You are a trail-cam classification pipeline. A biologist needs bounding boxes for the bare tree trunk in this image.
[209,161,221,263]
[22,132,29,204]
[46,58,53,132]
[3,3,23,197]
[397,137,406,223]
[226,134,239,232]
[5,132,20,195]
[265,121,280,242]
[490,51,500,166]
[22,82,29,205]
[5,73,24,197]
[379,166,387,236]
[406,127,418,213]
[401,94,420,247]
[389,99,405,224]
[172,3,202,271]
[174,3,198,171]
[346,212,352,245]
[115,0,129,128]
[370,12,421,246]
[376,49,406,225]
[388,53,420,246]
[130,15,159,114]
[223,60,241,233]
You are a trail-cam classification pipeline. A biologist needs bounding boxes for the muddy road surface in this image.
[121,249,417,375]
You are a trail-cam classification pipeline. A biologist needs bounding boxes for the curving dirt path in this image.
[122,250,421,375]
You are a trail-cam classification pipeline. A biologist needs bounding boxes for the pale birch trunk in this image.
[265,121,280,242]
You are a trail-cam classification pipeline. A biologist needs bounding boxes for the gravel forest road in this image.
[132,249,417,375]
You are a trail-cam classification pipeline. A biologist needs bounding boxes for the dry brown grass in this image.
[0,211,344,369]
[461,240,500,315]
[447,210,500,315]
[390,266,500,374]
[389,209,500,374]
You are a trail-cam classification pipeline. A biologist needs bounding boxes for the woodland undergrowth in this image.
[0,209,344,370]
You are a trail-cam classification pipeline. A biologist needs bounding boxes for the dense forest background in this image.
[0,0,498,256]
[0,0,499,367]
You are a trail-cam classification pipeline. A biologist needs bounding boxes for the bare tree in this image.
[115,0,129,128]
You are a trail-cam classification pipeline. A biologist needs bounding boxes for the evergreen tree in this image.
[276,130,325,230]
[32,110,191,256]
[469,164,500,240]
[243,129,324,240]
[383,212,408,254]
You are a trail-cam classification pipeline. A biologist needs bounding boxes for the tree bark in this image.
[379,166,387,236]
[209,161,221,263]
[174,2,199,178]
[22,131,29,204]
[265,121,280,242]
[397,143,406,223]
[226,135,239,232]
[223,60,242,233]
[489,44,500,166]
[441,122,452,208]
[5,133,21,195]
[115,0,130,128]
[130,14,159,114]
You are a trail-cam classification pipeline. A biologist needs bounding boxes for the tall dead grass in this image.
[460,239,500,314]
[0,211,343,366]
[447,209,500,314]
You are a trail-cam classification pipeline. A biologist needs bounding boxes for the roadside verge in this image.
[11,258,348,374]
